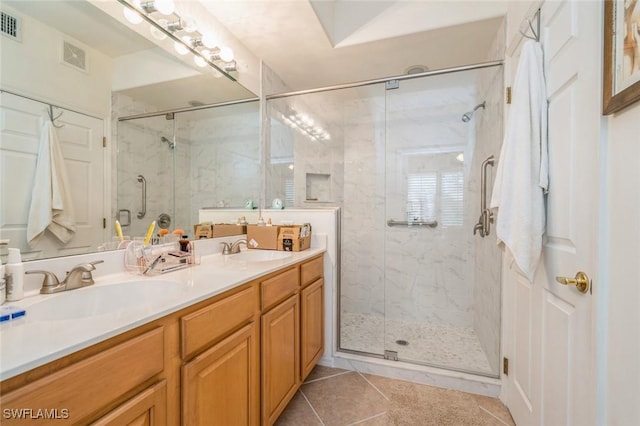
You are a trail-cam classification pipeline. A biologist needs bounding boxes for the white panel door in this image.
[0,92,106,260]
[503,1,600,425]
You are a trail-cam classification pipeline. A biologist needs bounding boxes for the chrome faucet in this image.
[26,260,104,294]
[220,239,247,255]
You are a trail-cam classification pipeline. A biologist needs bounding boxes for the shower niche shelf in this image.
[305,173,332,203]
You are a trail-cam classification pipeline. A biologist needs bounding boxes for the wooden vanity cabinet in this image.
[260,254,325,426]
[0,327,167,426]
[180,283,260,426]
[0,254,324,426]
[260,267,301,426]
[300,255,324,382]
[91,380,167,426]
[300,277,324,381]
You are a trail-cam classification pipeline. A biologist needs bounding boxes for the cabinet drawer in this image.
[181,285,258,359]
[1,327,164,425]
[261,267,299,311]
[300,255,323,288]
[91,380,167,426]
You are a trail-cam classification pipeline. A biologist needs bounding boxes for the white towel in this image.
[490,40,548,282]
[27,120,76,247]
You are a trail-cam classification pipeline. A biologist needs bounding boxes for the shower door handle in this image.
[137,174,146,219]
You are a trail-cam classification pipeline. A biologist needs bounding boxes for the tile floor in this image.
[276,365,515,426]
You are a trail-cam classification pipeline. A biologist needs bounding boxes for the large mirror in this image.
[0,0,259,261]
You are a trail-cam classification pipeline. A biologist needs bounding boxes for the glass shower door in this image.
[336,83,388,357]
[116,115,176,240]
[383,69,500,376]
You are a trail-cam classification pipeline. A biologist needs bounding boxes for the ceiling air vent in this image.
[62,40,87,72]
[1,10,21,41]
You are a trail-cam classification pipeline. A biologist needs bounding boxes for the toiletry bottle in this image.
[0,263,6,305]
[180,235,191,253]
[6,248,24,301]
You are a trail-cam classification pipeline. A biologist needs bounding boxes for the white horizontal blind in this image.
[284,177,295,207]
[406,171,464,226]
[440,171,464,226]
[407,173,437,222]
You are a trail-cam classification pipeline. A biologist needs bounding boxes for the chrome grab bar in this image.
[473,155,495,237]
[387,219,438,228]
[137,174,146,219]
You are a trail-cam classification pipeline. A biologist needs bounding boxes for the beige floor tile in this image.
[302,372,389,426]
[305,364,351,383]
[472,394,516,426]
[363,374,509,426]
[275,391,322,426]
[350,412,390,425]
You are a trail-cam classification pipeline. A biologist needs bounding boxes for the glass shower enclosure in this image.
[266,64,503,377]
[115,100,260,240]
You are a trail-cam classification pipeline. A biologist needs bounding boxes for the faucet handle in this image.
[26,270,63,294]
[25,270,60,286]
[220,242,232,255]
[88,260,104,267]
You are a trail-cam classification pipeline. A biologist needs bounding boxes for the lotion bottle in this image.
[6,248,24,301]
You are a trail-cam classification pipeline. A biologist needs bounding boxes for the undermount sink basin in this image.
[27,280,183,321]
[228,250,292,263]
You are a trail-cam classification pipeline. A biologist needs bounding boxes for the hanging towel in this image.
[27,120,76,247]
[490,40,548,282]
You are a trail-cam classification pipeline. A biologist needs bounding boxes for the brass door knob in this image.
[555,272,590,294]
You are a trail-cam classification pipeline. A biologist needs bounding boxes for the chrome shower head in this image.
[161,136,175,149]
[461,101,486,122]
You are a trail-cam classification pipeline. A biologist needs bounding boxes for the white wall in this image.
[0,5,113,118]
[604,103,640,424]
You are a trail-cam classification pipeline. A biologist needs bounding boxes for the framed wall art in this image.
[603,0,640,114]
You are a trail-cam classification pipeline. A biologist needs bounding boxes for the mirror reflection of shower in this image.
[461,101,486,122]
[161,136,175,149]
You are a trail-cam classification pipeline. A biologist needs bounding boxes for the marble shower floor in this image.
[276,365,515,426]
[340,313,496,376]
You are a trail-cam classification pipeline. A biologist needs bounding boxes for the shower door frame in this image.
[266,60,504,378]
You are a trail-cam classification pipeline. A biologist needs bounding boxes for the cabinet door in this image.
[182,322,260,426]
[261,294,300,426]
[91,381,167,426]
[300,278,324,381]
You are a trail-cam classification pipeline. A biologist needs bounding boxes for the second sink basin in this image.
[228,250,292,263]
[27,280,184,321]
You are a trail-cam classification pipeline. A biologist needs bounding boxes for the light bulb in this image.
[174,41,189,55]
[182,17,198,33]
[219,46,234,62]
[123,1,143,24]
[154,0,175,15]
[201,33,218,49]
[194,56,207,68]
[150,19,167,40]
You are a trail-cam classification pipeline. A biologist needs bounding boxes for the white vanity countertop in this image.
[0,246,325,381]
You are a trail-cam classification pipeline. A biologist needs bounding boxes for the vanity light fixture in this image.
[281,110,331,142]
[119,0,238,80]
[123,0,144,24]
[140,0,175,16]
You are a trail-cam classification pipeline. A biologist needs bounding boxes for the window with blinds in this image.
[440,172,464,226]
[284,177,295,207]
[407,173,437,222]
[407,171,464,226]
